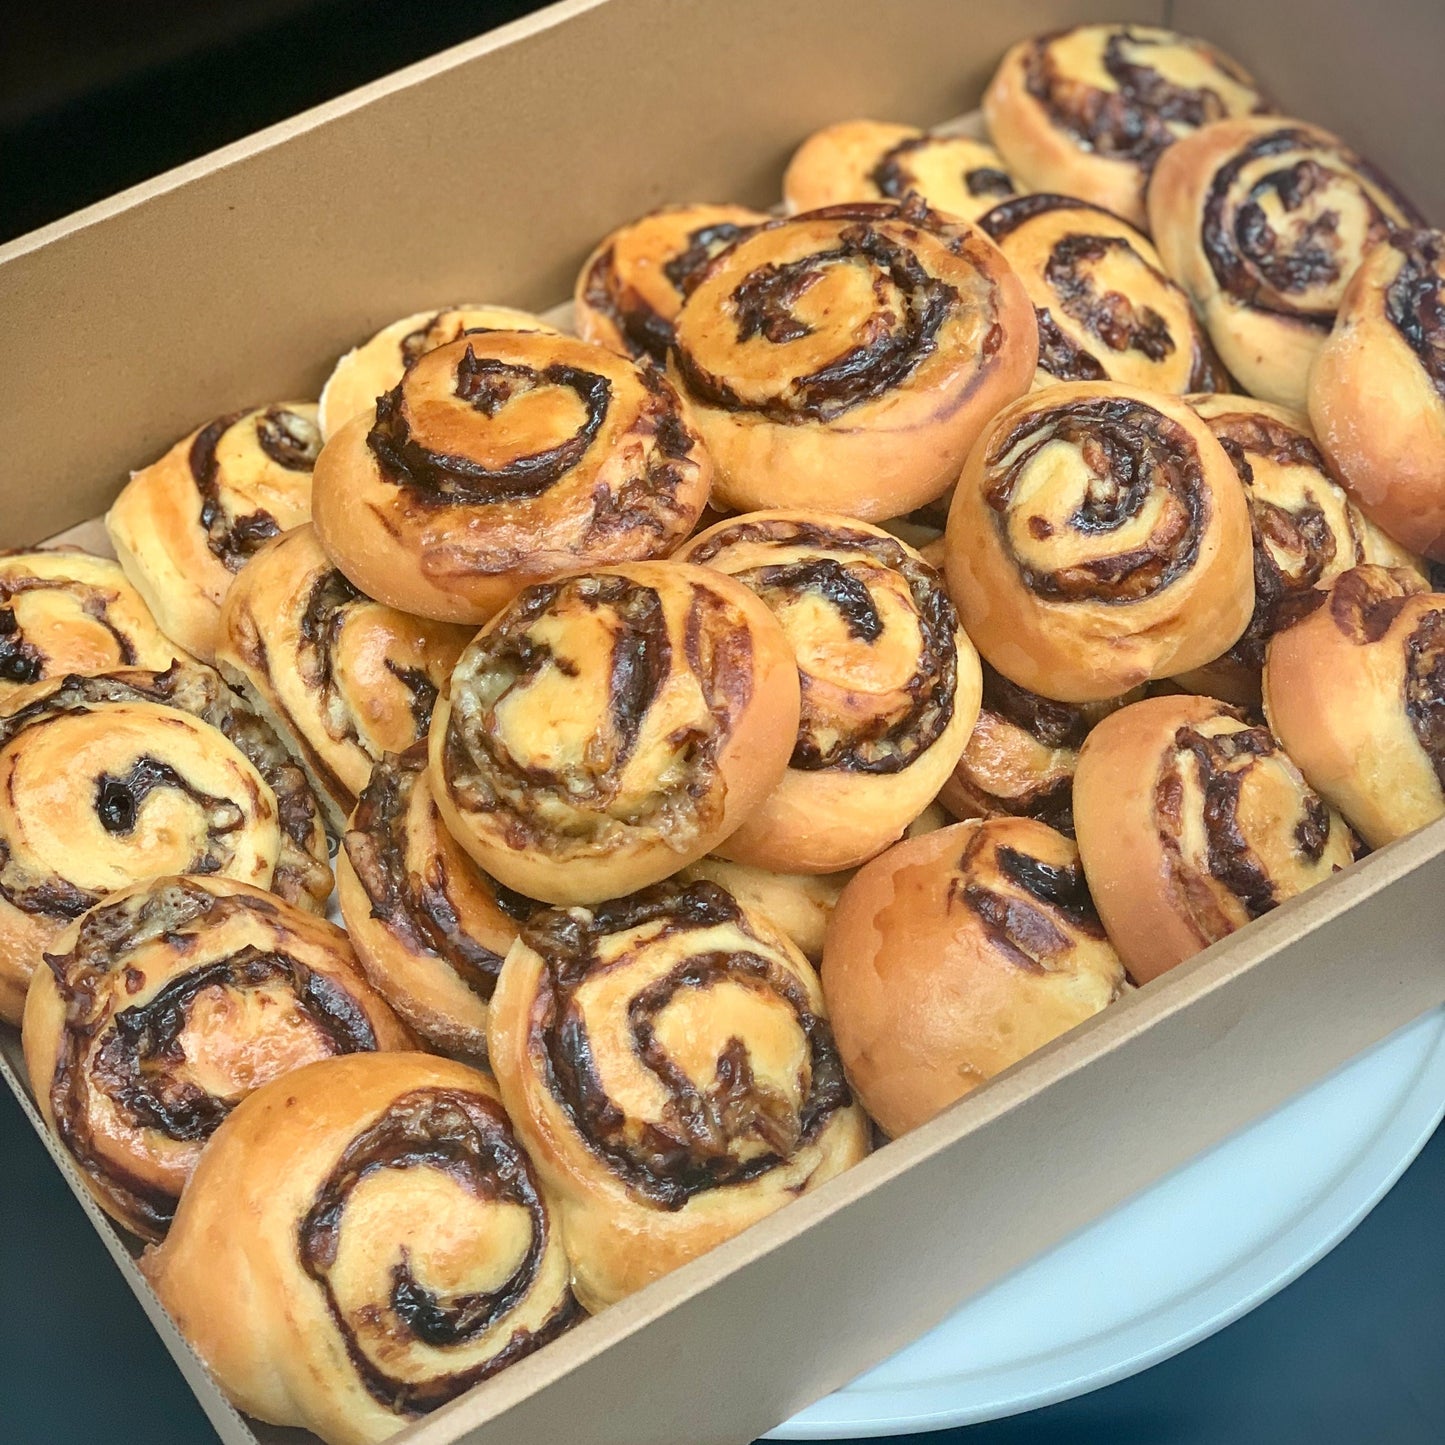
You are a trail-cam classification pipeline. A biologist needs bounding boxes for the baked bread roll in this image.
[678,802,948,961]
[667,198,1037,519]
[0,663,331,1023]
[106,403,321,661]
[939,661,1139,833]
[338,746,541,1058]
[944,382,1254,700]
[1309,229,1445,561]
[23,876,413,1240]
[1149,118,1424,409]
[681,512,980,871]
[1263,565,1444,848]
[574,203,768,363]
[487,878,870,1311]
[311,331,712,623]
[0,550,184,702]
[782,120,1019,223]
[1175,394,1425,705]
[142,1053,578,1445]
[430,562,800,905]
[216,525,472,834]
[983,24,1268,230]
[318,304,559,439]
[1073,694,1355,985]
[978,193,1226,392]
[821,816,1125,1137]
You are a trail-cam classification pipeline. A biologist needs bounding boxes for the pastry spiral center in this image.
[870,135,1016,204]
[523,882,851,1209]
[1404,609,1445,789]
[298,1088,571,1414]
[985,397,1207,603]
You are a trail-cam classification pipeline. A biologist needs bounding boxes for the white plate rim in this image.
[768,1006,1445,1440]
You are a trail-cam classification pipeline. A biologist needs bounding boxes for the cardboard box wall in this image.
[1,1,1443,1442]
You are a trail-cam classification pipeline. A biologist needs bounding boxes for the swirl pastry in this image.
[939,661,1138,833]
[983,24,1269,230]
[318,304,559,439]
[22,876,412,1240]
[0,662,331,1023]
[574,203,768,364]
[782,120,1019,224]
[142,1053,578,1445]
[821,816,1125,1137]
[216,525,472,834]
[339,746,541,1058]
[944,382,1253,701]
[679,802,948,962]
[1310,229,1445,561]
[487,878,869,1311]
[0,550,184,702]
[1073,694,1355,985]
[667,198,1037,520]
[681,512,980,872]
[978,193,1226,392]
[311,331,712,623]
[1263,566,1445,848]
[431,562,800,905]
[106,403,321,661]
[1175,394,1425,705]
[1149,118,1424,409]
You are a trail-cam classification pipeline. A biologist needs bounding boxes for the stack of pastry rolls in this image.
[6,20,1442,1444]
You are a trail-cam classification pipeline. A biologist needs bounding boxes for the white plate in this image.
[768,1005,1445,1440]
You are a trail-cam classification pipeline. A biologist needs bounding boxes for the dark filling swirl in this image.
[46,880,378,1236]
[1384,230,1445,402]
[869,135,1017,204]
[367,347,612,504]
[522,879,852,1209]
[1024,27,1260,171]
[1201,129,1420,324]
[1404,608,1445,792]
[0,576,143,686]
[189,407,320,572]
[298,1087,577,1415]
[444,574,754,852]
[688,518,958,774]
[984,397,1207,603]
[671,204,968,424]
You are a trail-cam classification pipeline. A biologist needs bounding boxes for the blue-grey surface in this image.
[0,1085,1439,1445]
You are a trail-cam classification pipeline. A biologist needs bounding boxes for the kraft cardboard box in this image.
[1,2,1442,1442]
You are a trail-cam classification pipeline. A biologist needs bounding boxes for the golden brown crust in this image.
[22,876,414,1240]
[681,510,980,871]
[977,193,1226,392]
[106,403,320,661]
[216,525,472,833]
[667,199,1037,520]
[574,203,768,364]
[0,663,332,1024]
[944,381,1254,701]
[339,746,543,1058]
[1073,694,1355,984]
[0,551,187,703]
[1308,230,1445,561]
[430,561,801,905]
[821,817,1125,1137]
[983,25,1268,230]
[318,304,559,440]
[939,661,1140,833]
[141,1052,579,1445]
[782,120,1019,223]
[1149,118,1424,409]
[311,331,712,623]
[487,877,870,1311]
[1262,565,1445,848]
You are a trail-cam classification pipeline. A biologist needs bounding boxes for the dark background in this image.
[2,3,1442,1442]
